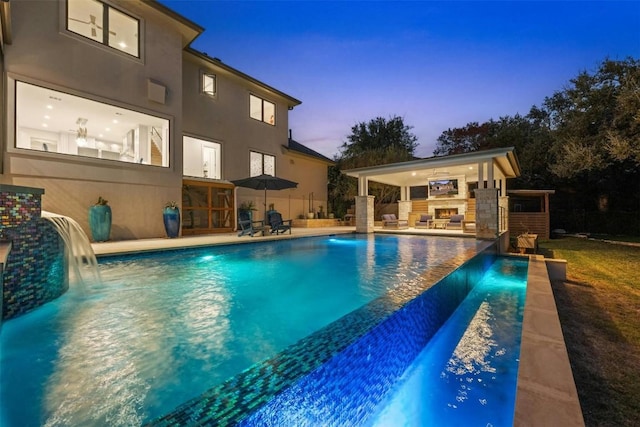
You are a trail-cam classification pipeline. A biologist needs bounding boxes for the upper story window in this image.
[250,151,275,176]
[67,0,139,57]
[202,73,217,97]
[249,94,275,126]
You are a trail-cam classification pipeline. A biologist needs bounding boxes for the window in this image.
[250,151,275,176]
[202,73,216,97]
[67,0,139,57]
[249,94,275,125]
[16,81,169,167]
[183,136,221,179]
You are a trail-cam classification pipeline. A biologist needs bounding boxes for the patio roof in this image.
[342,147,521,187]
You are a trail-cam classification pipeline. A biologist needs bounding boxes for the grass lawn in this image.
[539,237,640,427]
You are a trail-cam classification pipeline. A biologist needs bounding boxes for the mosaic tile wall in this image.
[0,186,68,322]
[149,244,497,426]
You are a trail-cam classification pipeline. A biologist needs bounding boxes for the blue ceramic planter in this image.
[89,205,112,242]
[163,207,180,238]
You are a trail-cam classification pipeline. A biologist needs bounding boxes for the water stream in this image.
[41,211,101,289]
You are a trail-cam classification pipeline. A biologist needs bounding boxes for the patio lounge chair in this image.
[267,211,292,235]
[237,210,266,237]
[415,214,433,228]
[382,214,409,229]
[445,214,465,230]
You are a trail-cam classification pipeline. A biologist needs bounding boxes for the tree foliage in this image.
[432,57,640,228]
[329,116,418,217]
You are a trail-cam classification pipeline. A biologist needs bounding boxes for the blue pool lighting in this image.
[0,235,527,426]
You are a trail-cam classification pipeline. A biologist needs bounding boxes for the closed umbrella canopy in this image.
[231,174,298,214]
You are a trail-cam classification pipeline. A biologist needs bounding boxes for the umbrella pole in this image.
[264,187,268,223]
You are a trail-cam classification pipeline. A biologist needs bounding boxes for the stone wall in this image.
[355,196,375,233]
[475,188,500,240]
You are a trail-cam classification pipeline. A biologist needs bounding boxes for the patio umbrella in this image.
[231,174,298,216]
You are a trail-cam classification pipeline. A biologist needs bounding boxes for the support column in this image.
[355,195,375,233]
[475,188,500,240]
[398,200,412,222]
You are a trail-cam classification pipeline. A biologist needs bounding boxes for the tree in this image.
[339,116,418,164]
[543,58,640,177]
[432,57,640,231]
[329,116,418,218]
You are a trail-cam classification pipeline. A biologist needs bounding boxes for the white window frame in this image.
[249,94,276,126]
[201,72,217,97]
[183,136,222,179]
[66,0,140,58]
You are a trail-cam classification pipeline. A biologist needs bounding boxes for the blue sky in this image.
[161,1,640,158]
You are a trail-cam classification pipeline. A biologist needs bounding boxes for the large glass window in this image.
[16,81,169,167]
[249,94,275,125]
[67,0,139,57]
[250,151,275,176]
[183,136,221,179]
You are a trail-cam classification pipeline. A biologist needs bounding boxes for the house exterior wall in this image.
[182,52,327,223]
[1,1,188,239]
[277,151,329,220]
[1,1,330,239]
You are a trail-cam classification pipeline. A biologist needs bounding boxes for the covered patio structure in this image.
[342,147,521,245]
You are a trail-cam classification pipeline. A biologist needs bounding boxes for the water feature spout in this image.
[42,211,101,288]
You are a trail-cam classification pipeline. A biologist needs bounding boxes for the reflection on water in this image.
[1,235,481,427]
[369,258,527,427]
[444,301,497,408]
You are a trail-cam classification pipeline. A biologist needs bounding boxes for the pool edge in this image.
[514,255,585,426]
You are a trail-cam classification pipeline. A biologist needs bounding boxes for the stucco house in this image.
[0,0,332,240]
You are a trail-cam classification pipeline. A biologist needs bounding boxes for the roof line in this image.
[344,147,518,174]
[185,47,302,107]
[142,0,205,34]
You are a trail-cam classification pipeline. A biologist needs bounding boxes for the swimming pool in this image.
[0,234,486,426]
[369,258,527,426]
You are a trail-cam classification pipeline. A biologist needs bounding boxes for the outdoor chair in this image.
[267,211,292,235]
[415,214,433,228]
[445,214,465,230]
[382,214,409,229]
[237,210,266,237]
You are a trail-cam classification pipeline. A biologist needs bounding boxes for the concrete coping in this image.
[514,255,585,426]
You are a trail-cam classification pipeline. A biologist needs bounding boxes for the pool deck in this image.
[91,227,585,426]
[91,226,472,256]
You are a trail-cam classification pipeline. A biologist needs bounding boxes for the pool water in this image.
[369,258,527,426]
[0,234,479,427]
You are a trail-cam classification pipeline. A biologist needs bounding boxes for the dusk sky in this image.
[161,1,640,159]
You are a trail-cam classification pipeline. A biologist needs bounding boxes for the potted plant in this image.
[163,201,180,238]
[88,196,111,242]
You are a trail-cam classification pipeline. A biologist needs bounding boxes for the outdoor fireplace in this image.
[435,208,458,219]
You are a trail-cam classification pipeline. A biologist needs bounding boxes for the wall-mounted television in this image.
[429,179,459,197]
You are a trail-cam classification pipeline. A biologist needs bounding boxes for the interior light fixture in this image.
[118,41,127,48]
[411,172,417,176]
[76,117,88,146]
[46,105,53,110]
